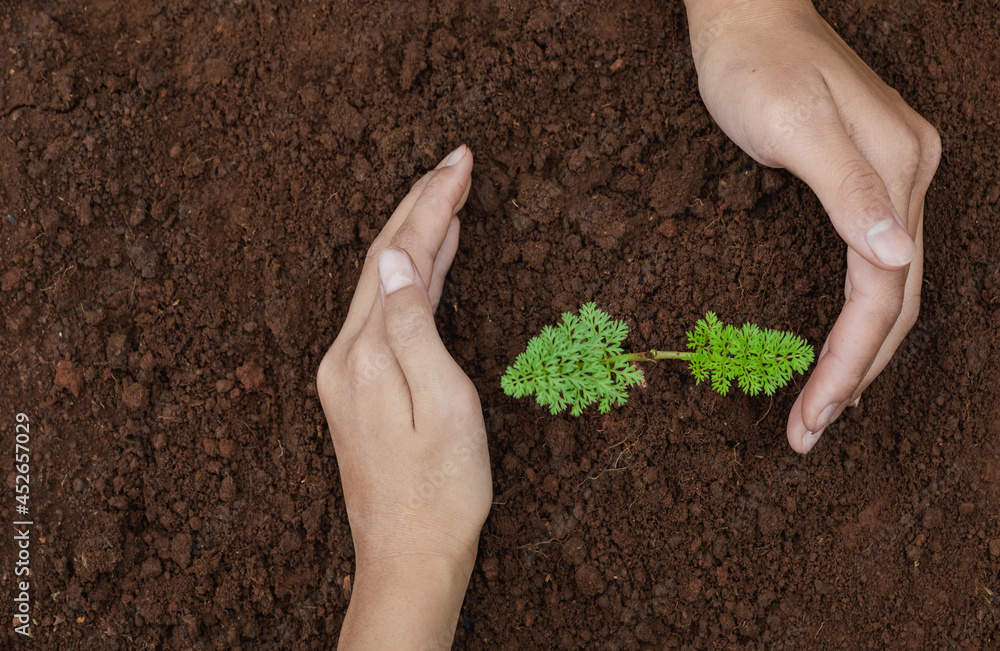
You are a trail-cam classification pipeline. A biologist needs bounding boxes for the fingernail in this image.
[851,396,861,408]
[802,427,826,453]
[818,402,839,430]
[378,248,415,295]
[865,218,914,266]
[437,145,466,169]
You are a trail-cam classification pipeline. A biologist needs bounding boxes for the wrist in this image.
[352,525,481,581]
[356,549,476,593]
[339,553,476,650]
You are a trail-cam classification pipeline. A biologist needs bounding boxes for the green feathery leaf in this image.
[500,302,642,416]
[684,312,814,397]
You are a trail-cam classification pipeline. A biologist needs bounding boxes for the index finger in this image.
[339,146,473,340]
[786,249,907,453]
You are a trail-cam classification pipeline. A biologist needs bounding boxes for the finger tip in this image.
[436,145,466,169]
[460,149,474,177]
[787,423,809,454]
[865,218,915,268]
[437,144,473,171]
[787,407,824,455]
[786,398,808,454]
[801,427,826,454]
[795,364,844,431]
[795,395,843,453]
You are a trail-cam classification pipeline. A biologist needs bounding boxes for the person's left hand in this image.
[317,145,492,649]
[684,0,941,453]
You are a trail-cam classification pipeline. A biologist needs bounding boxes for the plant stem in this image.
[614,350,692,364]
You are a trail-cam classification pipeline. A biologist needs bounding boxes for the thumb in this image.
[377,247,459,406]
[785,122,915,270]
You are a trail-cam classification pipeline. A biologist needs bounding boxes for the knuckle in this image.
[886,87,905,105]
[422,170,458,203]
[453,380,482,413]
[836,161,888,214]
[413,170,462,217]
[433,382,485,433]
[749,133,782,167]
[753,98,804,162]
[390,224,437,272]
[407,171,434,198]
[918,122,943,177]
[316,347,342,397]
[761,92,833,141]
[875,289,905,329]
[389,224,421,255]
[345,336,393,386]
[385,302,432,348]
[420,188,449,215]
[894,125,923,177]
[824,346,865,386]
[364,235,387,266]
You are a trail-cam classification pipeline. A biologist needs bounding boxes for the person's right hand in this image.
[317,145,492,649]
[684,0,941,453]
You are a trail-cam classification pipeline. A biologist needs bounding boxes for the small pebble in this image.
[6,212,16,225]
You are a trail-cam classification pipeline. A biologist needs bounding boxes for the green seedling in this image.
[501,302,815,416]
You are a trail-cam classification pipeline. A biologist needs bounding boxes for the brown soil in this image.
[1,0,998,648]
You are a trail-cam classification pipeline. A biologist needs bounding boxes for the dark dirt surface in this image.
[1,0,998,648]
